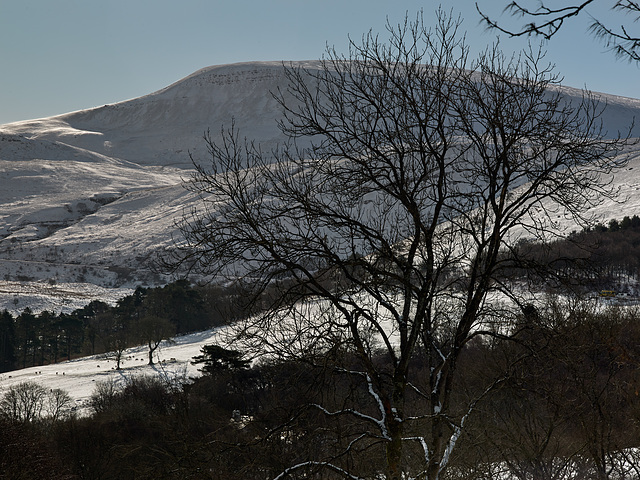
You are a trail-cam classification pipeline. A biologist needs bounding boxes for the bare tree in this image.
[138,314,175,365]
[45,388,74,423]
[476,1,640,63]
[99,311,130,370]
[0,381,46,423]
[169,10,628,480]
[0,381,73,423]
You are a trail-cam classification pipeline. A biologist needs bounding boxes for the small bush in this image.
[89,375,176,420]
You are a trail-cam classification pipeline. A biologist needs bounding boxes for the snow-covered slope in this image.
[0,62,303,300]
[1,62,301,168]
[0,133,186,288]
[0,61,640,310]
[0,326,224,415]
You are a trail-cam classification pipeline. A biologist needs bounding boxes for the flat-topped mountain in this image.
[0,61,639,299]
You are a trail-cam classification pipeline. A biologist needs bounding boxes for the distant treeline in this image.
[4,215,640,373]
[504,214,640,293]
[0,280,245,373]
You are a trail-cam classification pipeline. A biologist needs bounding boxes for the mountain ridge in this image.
[1,62,306,168]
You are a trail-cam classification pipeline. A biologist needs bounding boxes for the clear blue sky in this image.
[1,0,638,125]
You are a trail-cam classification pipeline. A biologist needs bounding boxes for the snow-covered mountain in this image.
[2,61,302,168]
[1,61,640,312]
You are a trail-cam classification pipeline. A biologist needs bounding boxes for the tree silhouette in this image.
[169,10,629,480]
[476,1,640,63]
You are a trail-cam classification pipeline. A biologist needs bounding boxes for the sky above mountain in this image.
[1,0,639,126]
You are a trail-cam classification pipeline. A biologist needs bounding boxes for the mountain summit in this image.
[1,62,307,168]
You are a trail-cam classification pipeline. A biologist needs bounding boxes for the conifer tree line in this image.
[506,214,640,293]
[3,217,639,375]
[0,280,240,373]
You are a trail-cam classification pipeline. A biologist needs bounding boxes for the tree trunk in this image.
[386,417,404,480]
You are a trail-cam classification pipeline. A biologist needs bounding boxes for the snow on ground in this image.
[0,326,224,415]
[0,280,133,316]
[1,62,639,292]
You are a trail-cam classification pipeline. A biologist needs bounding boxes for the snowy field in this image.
[0,326,224,415]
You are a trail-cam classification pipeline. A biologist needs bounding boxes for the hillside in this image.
[0,62,301,301]
[3,61,640,480]
[1,61,640,311]
[0,325,223,415]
